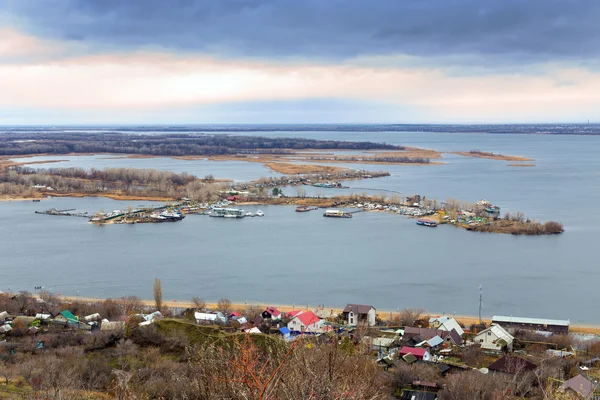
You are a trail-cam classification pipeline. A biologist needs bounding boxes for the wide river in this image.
[3,130,600,324]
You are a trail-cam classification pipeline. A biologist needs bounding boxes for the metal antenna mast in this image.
[479,285,483,326]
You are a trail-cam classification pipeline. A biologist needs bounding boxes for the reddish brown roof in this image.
[488,355,537,374]
[265,307,281,317]
[399,346,428,359]
[296,310,320,327]
[343,304,374,315]
[405,327,448,339]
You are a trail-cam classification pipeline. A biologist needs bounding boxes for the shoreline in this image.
[60,296,600,335]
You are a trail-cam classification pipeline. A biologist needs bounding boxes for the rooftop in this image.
[492,315,570,327]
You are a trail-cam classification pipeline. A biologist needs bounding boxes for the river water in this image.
[3,130,600,324]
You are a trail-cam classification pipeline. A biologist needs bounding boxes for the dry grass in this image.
[452,151,534,162]
[263,162,348,175]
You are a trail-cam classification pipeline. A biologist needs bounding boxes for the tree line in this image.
[0,132,401,157]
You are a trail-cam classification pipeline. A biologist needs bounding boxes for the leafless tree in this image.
[399,308,425,327]
[120,296,143,315]
[217,298,233,315]
[191,296,206,310]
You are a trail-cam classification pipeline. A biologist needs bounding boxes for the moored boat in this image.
[296,206,313,212]
[323,209,352,218]
[416,218,438,227]
[256,210,265,217]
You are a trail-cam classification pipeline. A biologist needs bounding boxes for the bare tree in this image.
[121,296,143,315]
[217,298,232,315]
[399,308,425,327]
[154,277,163,312]
[191,297,206,311]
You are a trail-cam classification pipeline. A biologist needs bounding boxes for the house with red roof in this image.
[399,346,431,361]
[261,306,282,321]
[287,310,330,334]
[285,310,303,319]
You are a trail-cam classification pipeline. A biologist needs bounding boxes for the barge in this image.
[323,209,353,218]
[416,218,438,227]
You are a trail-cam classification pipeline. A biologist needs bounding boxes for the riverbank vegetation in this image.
[0,166,388,202]
[452,150,534,162]
[0,132,401,157]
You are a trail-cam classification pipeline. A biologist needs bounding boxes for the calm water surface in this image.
[2,131,600,323]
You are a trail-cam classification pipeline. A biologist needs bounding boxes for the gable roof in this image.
[427,336,444,347]
[343,304,374,315]
[399,346,428,358]
[265,307,281,317]
[447,329,463,345]
[296,310,320,326]
[59,310,78,323]
[286,310,303,318]
[437,318,464,336]
[476,324,514,343]
[405,327,448,340]
[488,355,537,374]
[561,374,594,398]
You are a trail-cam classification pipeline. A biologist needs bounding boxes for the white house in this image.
[195,312,227,324]
[429,316,465,336]
[473,324,514,352]
[287,311,329,334]
[342,304,376,326]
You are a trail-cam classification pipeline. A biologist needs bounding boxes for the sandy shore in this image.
[450,151,534,162]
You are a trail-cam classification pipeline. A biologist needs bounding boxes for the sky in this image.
[1,0,599,124]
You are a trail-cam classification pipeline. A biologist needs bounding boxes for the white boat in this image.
[245,212,254,217]
[256,210,265,217]
[211,208,246,218]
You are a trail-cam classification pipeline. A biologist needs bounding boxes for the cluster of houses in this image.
[3,300,597,399]
[194,303,377,337]
[0,308,166,335]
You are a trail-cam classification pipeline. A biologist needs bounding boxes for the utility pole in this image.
[479,285,483,326]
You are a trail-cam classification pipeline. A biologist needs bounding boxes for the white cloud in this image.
[1,28,599,123]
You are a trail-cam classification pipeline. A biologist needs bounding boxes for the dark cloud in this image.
[2,0,599,64]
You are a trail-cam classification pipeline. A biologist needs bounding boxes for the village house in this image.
[262,306,282,320]
[473,324,514,352]
[195,311,226,324]
[342,304,376,326]
[560,374,600,399]
[287,310,329,334]
[399,346,431,362]
[404,327,463,347]
[53,310,79,326]
[487,354,537,374]
[492,315,570,334]
[429,316,465,336]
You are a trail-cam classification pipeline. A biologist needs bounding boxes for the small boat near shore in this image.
[416,218,438,227]
[256,210,264,217]
[323,209,352,218]
[296,206,316,212]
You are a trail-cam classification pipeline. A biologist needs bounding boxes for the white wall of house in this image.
[287,317,324,333]
[474,326,513,352]
[367,308,376,326]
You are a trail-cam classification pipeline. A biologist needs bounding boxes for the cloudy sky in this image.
[1,0,599,124]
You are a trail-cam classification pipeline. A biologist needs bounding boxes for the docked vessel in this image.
[416,218,438,227]
[210,208,245,218]
[323,209,352,218]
